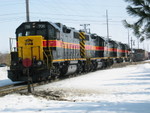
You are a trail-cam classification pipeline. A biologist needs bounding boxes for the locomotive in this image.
[8,21,130,82]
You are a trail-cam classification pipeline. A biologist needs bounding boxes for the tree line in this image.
[0,52,10,65]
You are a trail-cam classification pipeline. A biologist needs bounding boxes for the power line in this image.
[0,13,25,17]
[0,17,25,23]
[31,16,125,23]
[31,12,105,18]
[0,1,25,7]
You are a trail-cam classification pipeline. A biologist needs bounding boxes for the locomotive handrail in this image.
[9,38,16,52]
[47,47,53,67]
[30,46,41,60]
[14,47,23,59]
[15,46,41,60]
[43,50,49,68]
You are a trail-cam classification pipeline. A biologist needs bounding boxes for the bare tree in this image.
[0,52,10,65]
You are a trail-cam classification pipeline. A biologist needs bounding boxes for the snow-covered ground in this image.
[0,67,16,87]
[0,63,150,113]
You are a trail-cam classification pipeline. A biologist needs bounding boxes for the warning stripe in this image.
[79,32,86,58]
[80,46,85,50]
[79,35,85,40]
[79,32,85,39]
[80,42,85,47]
[80,49,85,53]
[80,32,84,36]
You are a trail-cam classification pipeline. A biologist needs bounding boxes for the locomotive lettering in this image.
[25,39,33,45]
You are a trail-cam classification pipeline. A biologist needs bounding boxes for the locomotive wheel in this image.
[93,61,98,71]
[102,60,107,68]
[50,65,60,79]
[84,63,91,73]
[90,62,95,71]
[77,63,83,74]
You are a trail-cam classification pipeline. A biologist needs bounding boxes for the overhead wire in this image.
[0,0,132,25]
[0,13,25,17]
[0,1,25,7]
[29,0,129,24]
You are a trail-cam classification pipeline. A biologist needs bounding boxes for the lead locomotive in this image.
[8,21,130,82]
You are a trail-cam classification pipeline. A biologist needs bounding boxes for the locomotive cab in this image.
[8,21,60,81]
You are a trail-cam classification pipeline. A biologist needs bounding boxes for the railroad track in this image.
[0,81,47,97]
[0,82,25,90]
[112,61,150,68]
[0,61,150,97]
[0,84,15,90]
[0,82,27,96]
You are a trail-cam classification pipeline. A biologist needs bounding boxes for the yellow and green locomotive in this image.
[8,21,130,82]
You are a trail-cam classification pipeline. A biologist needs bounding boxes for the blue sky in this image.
[0,0,147,52]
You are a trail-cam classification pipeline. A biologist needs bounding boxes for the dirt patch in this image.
[19,87,104,102]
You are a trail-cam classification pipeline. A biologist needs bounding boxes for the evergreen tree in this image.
[123,0,150,41]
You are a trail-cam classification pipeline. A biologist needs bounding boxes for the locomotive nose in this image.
[18,36,44,61]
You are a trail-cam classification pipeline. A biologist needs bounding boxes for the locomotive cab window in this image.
[16,23,47,39]
[48,25,56,40]
[35,23,47,38]
[85,35,89,41]
[25,30,35,36]
[63,26,71,33]
[56,31,60,40]
[18,32,23,37]
[16,26,24,40]
[36,28,47,37]
[74,32,79,39]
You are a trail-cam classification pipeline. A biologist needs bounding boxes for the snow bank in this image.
[0,67,8,80]
[0,67,21,86]
[0,94,150,113]
[0,67,15,86]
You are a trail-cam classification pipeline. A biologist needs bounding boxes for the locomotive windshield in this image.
[16,22,57,40]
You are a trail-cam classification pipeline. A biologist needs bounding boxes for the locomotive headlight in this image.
[37,61,42,66]
[13,62,17,66]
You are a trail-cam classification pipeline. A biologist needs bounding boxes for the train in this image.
[8,21,130,82]
[131,49,149,62]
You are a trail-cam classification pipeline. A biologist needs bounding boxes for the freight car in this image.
[131,49,149,62]
[8,21,130,82]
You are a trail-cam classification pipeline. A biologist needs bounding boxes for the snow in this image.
[0,63,150,113]
[0,67,21,87]
[0,67,14,87]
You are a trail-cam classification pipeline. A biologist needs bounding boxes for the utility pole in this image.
[131,37,134,52]
[137,38,139,49]
[106,10,109,39]
[80,24,90,33]
[128,29,130,47]
[26,0,30,22]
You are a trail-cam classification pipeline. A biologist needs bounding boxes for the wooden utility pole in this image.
[26,0,30,22]
[106,10,109,39]
[128,29,130,47]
